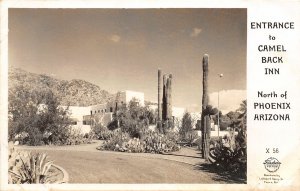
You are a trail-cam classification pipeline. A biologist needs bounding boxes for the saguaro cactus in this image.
[157,69,162,132]
[162,74,168,121]
[160,73,173,133]
[167,74,173,119]
[162,74,173,121]
[158,69,162,120]
[201,54,218,160]
[201,54,210,160]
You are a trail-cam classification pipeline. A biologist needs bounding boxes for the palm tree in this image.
[237,99,247,130]
[236,100,247,155]
[237,100,247,116]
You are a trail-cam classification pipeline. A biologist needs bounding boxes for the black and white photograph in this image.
[6,8,248,184]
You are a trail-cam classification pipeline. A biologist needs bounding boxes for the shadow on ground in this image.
[194,163,247,184]
[162,153,202,159]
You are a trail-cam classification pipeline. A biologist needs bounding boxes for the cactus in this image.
[162,74,168,121]
[167,74,173,119]
[157,69,163,133]
[157,69,161,121]
[156,69,174,133]
[160,73,173,132]
[201,54,218,160]
[158,69,162,122]
[162,74,173,121]
[201,54,209,160]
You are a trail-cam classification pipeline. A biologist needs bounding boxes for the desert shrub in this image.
[206,100,247,179]
[164,130,180,143]
[26,127,44,146]
[142,130,180,153]
[124,138,145,153]
[208,131,246,178]
[107,120,119,131]
[13,132,29,145]
[101,129,180,154]
[101,129,130,151]
[65,128,93,145]
[8,144,55,184]
[196,136,221,151]
[91,124,112,140]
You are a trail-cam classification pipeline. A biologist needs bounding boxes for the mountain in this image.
[8,67,113,106]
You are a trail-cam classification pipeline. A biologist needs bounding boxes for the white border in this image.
[1,0,300,191]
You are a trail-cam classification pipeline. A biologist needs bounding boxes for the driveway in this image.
[15,141,229,183]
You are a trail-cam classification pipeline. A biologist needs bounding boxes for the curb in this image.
[52,164,69,184]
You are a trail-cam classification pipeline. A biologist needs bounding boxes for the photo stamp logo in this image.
[263,157,281,173]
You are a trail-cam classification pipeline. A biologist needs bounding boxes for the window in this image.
[83,120,91,125]
[71,121,77,125]
[98,110,100,113]
[110,107,113,112]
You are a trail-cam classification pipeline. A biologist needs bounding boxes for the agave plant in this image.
[9,148,54,184]
[208,133,247,177]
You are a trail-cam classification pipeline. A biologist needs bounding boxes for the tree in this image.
[212,111,221,125]
[9,85,42,143]
[219,114,231,131]
[226,111,240,129]
[38,91,71,145]
[178,112,197,143]
[237,99,247,130]
[179,113,192,136]
[107,98,155,138]
[221,100,247,152]
[237,100,247,115]
[236,100,247,155]
[8,85,71,145]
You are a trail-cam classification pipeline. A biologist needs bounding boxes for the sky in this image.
[9,8,247,113]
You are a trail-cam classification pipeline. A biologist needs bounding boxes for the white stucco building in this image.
[116,90,145,106]
[60,90,145,134]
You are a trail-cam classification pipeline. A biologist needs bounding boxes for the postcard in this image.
[0,0,299,190]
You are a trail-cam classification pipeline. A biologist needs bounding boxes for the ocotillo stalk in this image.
[201,54,210,160]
